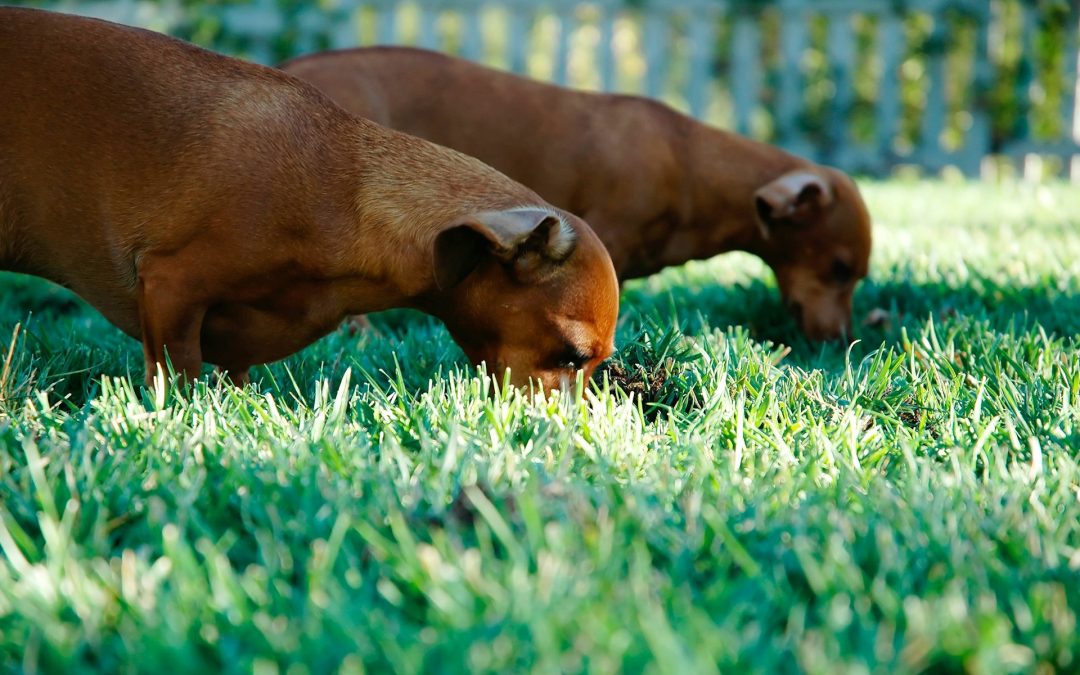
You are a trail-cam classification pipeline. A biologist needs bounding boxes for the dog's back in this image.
[286,47,568,183]
[282,47,687,239]
[2,13,252,250]
[283,46,565,140]
[0,8,355,318]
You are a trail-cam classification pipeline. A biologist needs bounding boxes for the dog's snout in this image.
[784,296,856,342]
[821,325,852,343]
[806,318,853,343]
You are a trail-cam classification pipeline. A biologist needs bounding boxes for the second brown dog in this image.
[283,47,873,341]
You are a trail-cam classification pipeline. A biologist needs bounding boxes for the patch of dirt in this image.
[599,360,671,408]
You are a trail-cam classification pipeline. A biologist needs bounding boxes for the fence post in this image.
[776,0,811,158]
[642,3,670,100]
[730,8,761,137]
[876,5,904,173]
[460,0,485,62]
[596,1,617,92]
[328,0,362,50]
[825,8,857,168]
[965,3,994,177]
[417,0,440,50]
[1064,3,1080,181]
[553,0,574,86]
[375,0,399,45]
[685,2,719,119]
[504,1,532,75]
[918,11,950,172]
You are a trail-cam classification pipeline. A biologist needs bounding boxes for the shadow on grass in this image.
[1,268,1076,407]
[620,273,1080,371]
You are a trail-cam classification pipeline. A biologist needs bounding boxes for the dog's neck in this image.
[666,119,808,267]
[299,124,436,314]
[322,119,540,311]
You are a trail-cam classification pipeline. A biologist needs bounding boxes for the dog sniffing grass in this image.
[1,180,1078,673]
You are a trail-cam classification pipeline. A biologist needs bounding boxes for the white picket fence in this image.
[32,0,1080,178]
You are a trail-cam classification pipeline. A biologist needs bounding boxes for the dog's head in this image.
[429,207,619,391]
[753,168,872,342]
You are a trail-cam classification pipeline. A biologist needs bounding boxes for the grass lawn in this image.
[1,180,1078,674]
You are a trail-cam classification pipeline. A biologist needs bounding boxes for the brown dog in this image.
[282,47,873,341]
[0,9,618,390]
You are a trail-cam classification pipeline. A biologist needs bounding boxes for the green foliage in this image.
[1,180,1079,672]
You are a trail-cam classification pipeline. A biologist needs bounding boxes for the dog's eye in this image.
[555,346,591,370]
[830,260,855,284]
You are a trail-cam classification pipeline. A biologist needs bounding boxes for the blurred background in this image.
[11,0,1080,180]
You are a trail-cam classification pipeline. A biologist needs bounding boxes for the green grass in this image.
[1,180,1079,674]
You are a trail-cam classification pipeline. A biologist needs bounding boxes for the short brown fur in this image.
[0,9,618,389]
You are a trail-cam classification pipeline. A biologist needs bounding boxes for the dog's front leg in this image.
[136,262,208,387]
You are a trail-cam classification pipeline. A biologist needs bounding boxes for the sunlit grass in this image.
[1,180,1078,673]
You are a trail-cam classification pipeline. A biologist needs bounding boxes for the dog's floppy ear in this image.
[754,171,834,238]
[433,207,577,289]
